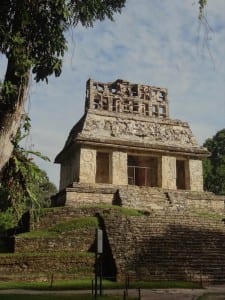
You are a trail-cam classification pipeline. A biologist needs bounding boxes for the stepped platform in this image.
[0,186,225,283]
[0,210,99,282]
[0,252,94,282]
[53,183,225,213]
[102,211,225,283]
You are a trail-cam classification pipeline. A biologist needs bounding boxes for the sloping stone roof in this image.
[55,79,209,162]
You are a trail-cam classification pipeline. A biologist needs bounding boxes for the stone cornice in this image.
[75,136,209,158]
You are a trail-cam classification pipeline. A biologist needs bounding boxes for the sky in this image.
[1,0,225,189]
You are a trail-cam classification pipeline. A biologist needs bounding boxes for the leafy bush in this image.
[0,208,16,234]
[0,116,57,234]
[203,129,225,195]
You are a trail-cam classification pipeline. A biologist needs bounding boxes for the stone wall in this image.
[79,147,96,184]
[52,183,225,212]
[117,186,170,211]
[102,212,225,282]
[15,228,96,253]
[118,186,225,213]
[1,205,225,283]
[59,147,80,190]
[65,185,115,207]
[30,206,109,231]
[0,253,94,282]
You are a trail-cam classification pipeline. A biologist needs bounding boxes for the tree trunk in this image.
[0,0,31,172]
[0,57,30,171]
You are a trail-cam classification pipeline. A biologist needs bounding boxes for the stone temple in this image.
[53,78,213,209]
[2,79,225,283]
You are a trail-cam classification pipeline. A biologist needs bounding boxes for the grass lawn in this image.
[0,279,200,291]
[17,217,98,238]
[0,295,136,300]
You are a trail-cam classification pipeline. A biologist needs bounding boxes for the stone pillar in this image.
[161,156,176,189]
[189,159,203,191]
[59,160,71,191]
[112,151,128,185]
[79,148,96,183]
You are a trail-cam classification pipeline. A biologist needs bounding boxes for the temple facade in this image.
[55,79,209,194]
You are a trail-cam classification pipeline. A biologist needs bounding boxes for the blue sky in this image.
[1,0,225,188]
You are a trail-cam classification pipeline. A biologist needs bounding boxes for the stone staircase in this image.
[117,186,170,211]
[102,211,225,283]
[52,183,225,213]
[0,252,94,282]
[117,186,225,213]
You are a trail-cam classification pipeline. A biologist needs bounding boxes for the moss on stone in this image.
[17,230,58,238]
[81,204,145,216]
[191,211,224,220]
[49,216,98,233]
[17,216,98,239]
[0,251,94,258]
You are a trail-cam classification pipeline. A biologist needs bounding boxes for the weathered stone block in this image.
[161,156,176,189]
[112,151,127,185]
[189,159,203,191]
[79,148,96,183]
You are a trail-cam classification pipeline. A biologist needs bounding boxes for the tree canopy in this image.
[0,0,126,83]
[203,128,225,195]
[0,0,126,172]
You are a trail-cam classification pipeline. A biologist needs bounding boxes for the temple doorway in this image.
[128,155,158,187]
[176,160,187,190]
[96,152,111,183]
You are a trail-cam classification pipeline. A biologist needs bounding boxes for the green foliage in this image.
[0,278,200,292]
[0,81,18,105]
[0,116,57,233]
[203,129,225,195]
[82,204,145,216]
[191,210,223,220]
[198,0,207,20]
[0,0,125,84]
[17,230,58,239]
[0,208,16,232]
[49,216,98,233]
[68,0,126,27]
[18,217,98,238]
[19,217,97,237]
[30,168,57,208]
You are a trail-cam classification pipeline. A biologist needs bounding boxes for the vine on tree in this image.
[0,115,53,232]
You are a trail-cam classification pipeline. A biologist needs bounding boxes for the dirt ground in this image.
[1,285,225,300]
